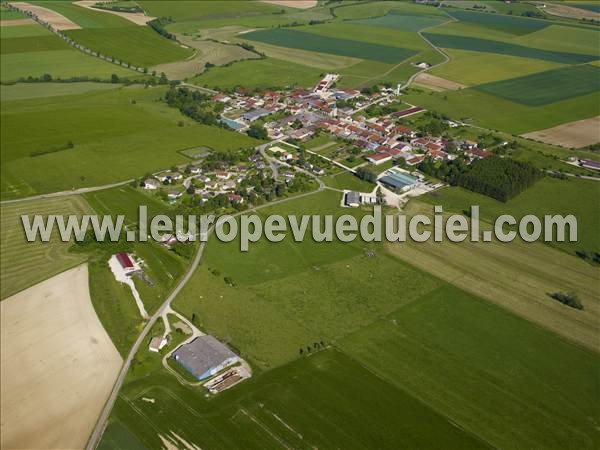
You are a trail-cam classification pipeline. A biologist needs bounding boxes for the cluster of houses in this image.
[212,74,494,170]
[142,159,262,205]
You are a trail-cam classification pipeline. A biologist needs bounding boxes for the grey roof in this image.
[345,191,360,205]
[243,108,270,121]
[172,335,237,378]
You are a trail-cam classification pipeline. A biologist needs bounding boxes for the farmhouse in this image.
[345,191,361,208]
[143,179,160,190]
[172,335,239,380]
[149,336,167,353]
[116,252,137,273]
[367,153,392,165]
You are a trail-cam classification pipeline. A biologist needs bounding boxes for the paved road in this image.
[180,82,219,95]
[85,145,325,450]
[0,179,135,205]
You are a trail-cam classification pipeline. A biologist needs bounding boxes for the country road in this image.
[85,143,326,450]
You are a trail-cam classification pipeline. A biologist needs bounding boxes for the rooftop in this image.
[172,335,237,379]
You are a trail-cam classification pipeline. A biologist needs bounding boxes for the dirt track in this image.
[261,0,317,9]
[1,264,122,450]
[522,116,600,148]
[414,73,466,91]
[0,18,34,26]
[74,1,155,25]
[9,2,81,30]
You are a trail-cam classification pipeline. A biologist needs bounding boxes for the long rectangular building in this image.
[172,335,239,380]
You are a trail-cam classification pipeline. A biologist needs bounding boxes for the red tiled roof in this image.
[116,252,133,269]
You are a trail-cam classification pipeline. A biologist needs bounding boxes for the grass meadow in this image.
[423,32,598,64]
[402,85,599,134]
[243,28,418,64]
[0,195,92,299]
[65,27,192,68]
[474,64,600,106]
[0,20,137,82]
[193,57,322,90]
[1,85,256,199]
[445,9,552,35]
[101,349,486,450]
[83,186,188,356]
[430,49,565,84]
[339,284,600,449]
[105,185,599,449]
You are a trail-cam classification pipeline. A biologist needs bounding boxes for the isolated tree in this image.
[110,73,119,83]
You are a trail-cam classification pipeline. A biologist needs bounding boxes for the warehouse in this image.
[379,171,419,193]
[172,335,239,380]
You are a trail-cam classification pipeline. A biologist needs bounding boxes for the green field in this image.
[65,27,192,68]
[350,11,448,32]
[420,176,600,254]
[403,85,599,134]
[447,9,551,35]
[243,28,418,64]
[0,24,53,38]
[339,284,600,449]
[193,57,322,90]
[424,32,598,63]
[1,86,256,199]
[0,82,121,101]
[174,190,441,368]
[474,64,600,106]
[0,195,92,299]
[0,20,137,82]
[1,34,72,54]
[431,49,564,84]
[138,0,285,22]
[0,5,25,20]
[333,0,447,19]
[30,0,134,28]
[515,25,600,56]
[323,170,376,192]
[83,186,188,356]
[101,349,486,449]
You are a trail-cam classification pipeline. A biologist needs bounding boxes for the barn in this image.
[172,335,239,380]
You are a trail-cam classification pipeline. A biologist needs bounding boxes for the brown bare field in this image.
[543,2,600,20]
[74,1,155,26]
[414,73,467,91]
[9,2,81,30]
[261,0,317,9]
[388,202,600,352]
[0,264,122,450]
[152,33,260,79]
[0,18,34,26]
[522,116,600,148]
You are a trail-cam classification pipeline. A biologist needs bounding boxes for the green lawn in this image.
[474,64,600,106]
[1,34,71,54]
[193,57,321,90]
[1,86,256,199]
[65,27,192,68]
[243,28,418,64]
[0,196,92,299]
[323,170,376,192]
[339,284,600,449]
